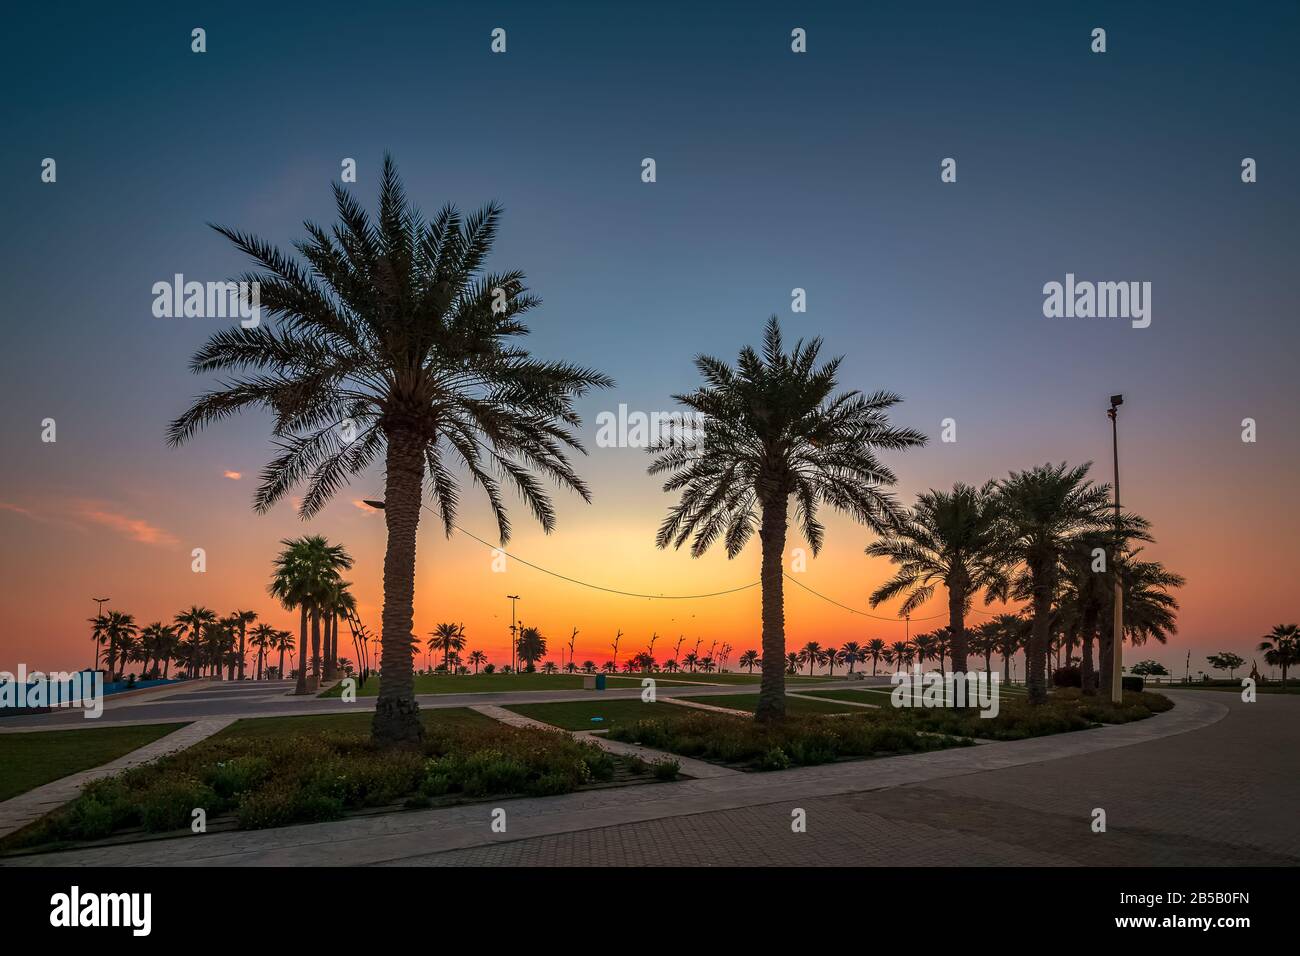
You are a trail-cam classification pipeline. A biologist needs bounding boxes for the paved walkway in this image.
[7,690,1280,867]
[470,703,740,780]
[0,718,235,839]
[0,677,878,732]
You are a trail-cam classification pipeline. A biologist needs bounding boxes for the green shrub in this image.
[140,779,220,832]
[652,758,681,781]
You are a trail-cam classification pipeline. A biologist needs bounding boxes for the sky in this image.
[1,1,1297,677]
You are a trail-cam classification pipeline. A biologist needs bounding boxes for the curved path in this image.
[7,689,1290,867]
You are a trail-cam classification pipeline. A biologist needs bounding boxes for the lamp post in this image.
[92,597,110,672]
[507,595,520,674]
[1108,394,1124,705]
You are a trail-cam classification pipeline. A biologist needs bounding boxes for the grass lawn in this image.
[3,707,677,855]
[212,708,495,741]
[504,699,669,732]
[678,693,860,715]
[1154,681,1300,694]
[318,672,699,698]
[0,723,186,802]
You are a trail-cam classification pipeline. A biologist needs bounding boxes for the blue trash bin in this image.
[595,674,606,691]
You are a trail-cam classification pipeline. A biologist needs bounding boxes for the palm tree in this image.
[272,629,295,680]
[682,651,699,673]
[137,623,174,680]
[865,638,886,676]
[318,579,355,680]
[867,482,1007,675]
[784,652,800,675]
[823,645,842,677]
[995,463,1112,703]
[648,318,925,721]
[542,661,558,675]
[168,157,611,746]
[467,650,488,674]
[248,623,275,680]
[229,610,257,680]
[798,641,823,676]
[92,610,137,681]
[516,626,547,672]
[1097,552,1183,691]
[912,632,937,670]
[270,536,353,693]
[886,640,911,670]
[970,622,998,676]
[661,659,680,673]
[738,649,760,673]
[174,606,216,679]
[600,660,616,674]
[429,623,466,674]
[1258,624,1299,689]
[840,641,861,675]
[582,660,597,674]
[989,613,1028,683]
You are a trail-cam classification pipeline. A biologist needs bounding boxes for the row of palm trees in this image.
[89,608,296,683]
[169,156,1186,743]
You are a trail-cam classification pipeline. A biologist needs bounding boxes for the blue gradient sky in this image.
[2,1,1297,674]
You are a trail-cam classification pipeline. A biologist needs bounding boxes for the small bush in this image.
[1122,676,1145,692]
[1052,665,1082,687]
[652,758,680,781]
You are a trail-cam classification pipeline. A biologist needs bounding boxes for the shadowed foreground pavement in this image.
[409,691,1299,867]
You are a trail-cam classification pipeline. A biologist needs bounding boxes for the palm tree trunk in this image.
[1027,565,1053,704]
[755,492,788,723]
[278,644,286,681]
[948,584,968,674]
[294,606,309,695]
[373,435,425,745]
[1098,615,1114,698]
[237,624,247,681]
[1081,624,1097,695]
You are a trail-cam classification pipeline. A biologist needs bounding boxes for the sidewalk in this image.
[1,691,1233,866]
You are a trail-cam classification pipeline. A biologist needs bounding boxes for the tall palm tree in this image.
[799,641,824,676]
[911,632,938,670]
[867,482,1007,674]
[174,606,216,679]
[168,156,611,745]
[516,626,547,672]
[248,623,275,681]
[970,622,998,676]
[995,463,1112,703]
[318,579,355,680]
[467,650,488,674]
[429,623,466,674]
[1258,624,1299,689]
[840,641,861,675]
[865,638,886,676]
[886,640,912,669]
[272,629,295,680]
[738,649,760,673]
[92,611,137,681]
[228,610,257,680]
[648,318,925,721]
[137,623,173,679]
[823,645,842,677]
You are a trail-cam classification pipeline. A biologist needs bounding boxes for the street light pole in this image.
[507,595,519,674]
[1108,395,1124,705]
[92,597,110,672]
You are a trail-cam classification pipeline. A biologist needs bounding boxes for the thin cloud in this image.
[223,470,243,481]
[76,505,178,546]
